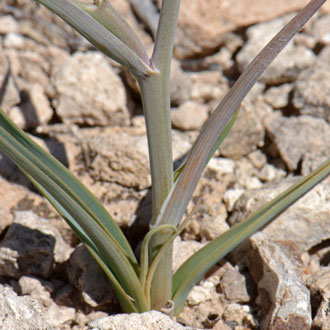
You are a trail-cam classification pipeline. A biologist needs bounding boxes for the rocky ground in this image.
[0,0,329,329]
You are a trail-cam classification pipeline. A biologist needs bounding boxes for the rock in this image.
[264,113,330,171]
[170,59,192,106]
[81,180,148,227]
[187,274,220,306]
[223,189,245,212]
[171,101,208,131]
[19,276,77,328]
[234,158,263,190]
[0,15,18,34]
[15,49,52,92]
[0,148,32,186]
[207,157,236,175]
[229,178,330,252]
[199,213,230,241]
[52,52,130,127]
[89,310,193,330]
[19,276,53,307]
[236,14,316,84]
[11,83,53,130]
[220,99,272,159]
[247,232,312,330]
[175,0,313,59]
[212,320,231,330]
[34,123,86,174]
[258,163,286,182]
[65,244,117,308]
[205,41,239,71]
[222,303,256,328]
[293,61,330,122]
[264,83,293,109]
[42,302,76,329]
[248,150,267,169]
[311,13,330,45]
[3,32,29,49]
[182,165,230,241]
[0,176,33,233]
[82,126,151,190]
[172,237,205,273]
[0,210,73,279]
[172,129,195,161]
[178,268,226,329]
[319,44,330,64]
[0,284,50,330]
[76,311,108,330]
[0,217,53,279]
[189,70,228,106]
[220,269,250,303]
[307,267,330,329]
[301,153,330,176]
[0,49,21,110]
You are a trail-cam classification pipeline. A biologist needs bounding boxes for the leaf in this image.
[34,0,153,77]
[139,224,176,304]
[0,109,136,263]
[73,0,149,64]
[0,108,149,312]
[155,0,326,228]
[172,158,330,314]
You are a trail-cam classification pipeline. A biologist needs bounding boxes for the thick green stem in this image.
[137,74,173,310]
[137,72,174,311]
[137,0,181,310]
[137,75,173,222]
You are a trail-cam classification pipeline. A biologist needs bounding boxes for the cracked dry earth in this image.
[0,0,330,329]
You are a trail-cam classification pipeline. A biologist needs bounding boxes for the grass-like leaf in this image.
[0,109,135,262]
[73,0,149,64]
[0,108,150,312]
[155,0,326,228]
[34,0,153,76]
[172,157,330,314]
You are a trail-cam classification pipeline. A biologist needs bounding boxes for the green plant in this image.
[0,0,328,315]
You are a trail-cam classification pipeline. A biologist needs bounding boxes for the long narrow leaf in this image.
[139,224,176,304]
[0,108,137,265]
[87,246,139,313]
[0,111,150,312]
[155,0,326,228]
[24,171,140,312]
[0,132,149,311]
[172,158,330,314]
[74,0,149,64]
[28,176,138,311]
[34,0,153,76]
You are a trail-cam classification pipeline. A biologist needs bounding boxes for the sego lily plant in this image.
[0,0,329,315]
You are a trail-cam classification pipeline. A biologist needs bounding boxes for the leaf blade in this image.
[0,109,149,312]
[155,0,326,228]
[34,0,152,76]
[0,108,137,264]
[172,158,330,314]
[74,0,149,64]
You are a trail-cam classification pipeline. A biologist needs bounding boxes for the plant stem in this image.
[137,0,181,310]
[137,70,174,311]
[137,75,173,224]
